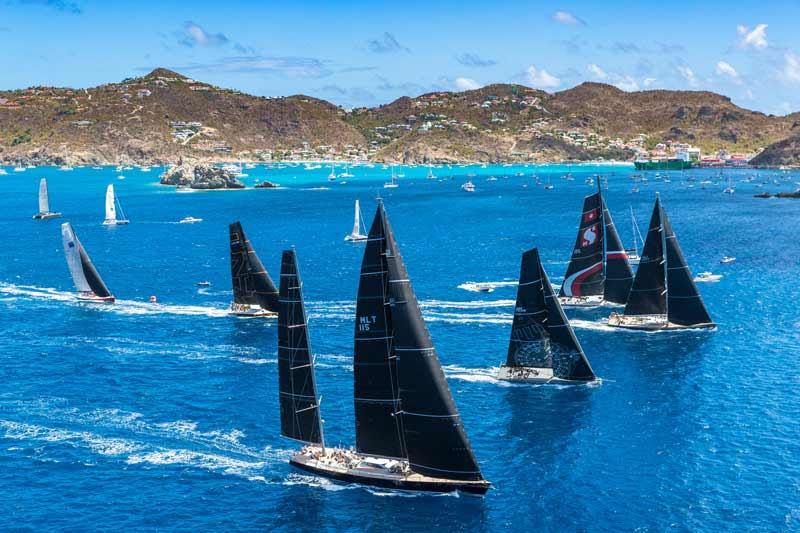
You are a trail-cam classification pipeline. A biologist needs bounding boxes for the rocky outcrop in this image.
[749,135,800,167]
[160,162,244,189]
[254,180,280,188]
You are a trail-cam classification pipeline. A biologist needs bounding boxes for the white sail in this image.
[104,184,116,223]
[38,178,49,213]
[61,222,91,293]
[352,200,361,236]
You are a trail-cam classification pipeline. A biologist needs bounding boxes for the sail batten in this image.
[277,249,324,446]
[229,222,279,312]
[380,203,484,481]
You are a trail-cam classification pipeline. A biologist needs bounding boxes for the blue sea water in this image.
[1,163,799,531]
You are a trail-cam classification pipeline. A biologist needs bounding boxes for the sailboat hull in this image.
[33,212,62,220]
[344,234,368,242]
[229,303,277,318]
[607,313,715,331]
[76,293,115,303]
[497,365,594,384]
[103,219,129,225]
[289,449,490,495]
[557,295,605,308]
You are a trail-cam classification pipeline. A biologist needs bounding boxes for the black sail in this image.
[663,211,714,327]
[601,197,635,304]
[623,198,666,316]
[229,222,279,312]
[383,204,484,481]
[506,248,549,368]
[353,205,405,459]
[559,193,604,298]
[79,245,112,298]
[277,249,324,445]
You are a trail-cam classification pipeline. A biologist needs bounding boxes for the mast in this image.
[630,206,639,258]
[104,184,116,223]
[229,222,279,312]
[61,222,113,298]
[658,194,668,320]
[353,203,405,459]
[382,202,484,481]
[622,197,667,317]
[277,249,324,446]
[39,178,49,213]
[559,192,605,298]
[662,207,714,327]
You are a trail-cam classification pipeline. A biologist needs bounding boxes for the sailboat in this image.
[61,222,115,303]
[498,248,597,384]
[344,199,368,242]
[340,164,354,178]
[102,184,129,225]
[625,206,644,265]
[558,183,634,307]
[426,164,436,180]
[608,194,715,330]
[32,178,62,219]
[282,203,490,495]
[327,163,337,181]
[228,221,279,317]
[383,166,398,188]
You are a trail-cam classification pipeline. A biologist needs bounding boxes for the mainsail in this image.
[601,196,634,304]
[38,178,50,214]
[229,222,279,312]
[104,184,116,223]
[381,203,484,481]
[352,200,362,237]
[278,249,324,445]
[353,204,405,459]
[560,193,604,297]
[507,248,595,380]
[60,222,113,298]
[623,197,667,316]
[663,210,714,327]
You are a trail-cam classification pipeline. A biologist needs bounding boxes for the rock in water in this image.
[254,180,280,189]
[160,163,244,189]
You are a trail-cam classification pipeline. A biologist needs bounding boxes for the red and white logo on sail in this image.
[583,209,598,223]
[581,224,598,247]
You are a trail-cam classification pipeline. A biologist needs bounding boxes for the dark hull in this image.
[608,319,716,331]
[289,457,490,495]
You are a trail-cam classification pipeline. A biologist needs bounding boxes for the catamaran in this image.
[558,184,634,307]
[608,194,715,330]
[228,221,279,317]
[32,178,62,219]
[102,184,129,225]
[281,203,490,495]
[498,248,597,384]
[344,199,368,242]
[61,222,115,303]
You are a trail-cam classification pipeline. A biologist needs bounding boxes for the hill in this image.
[1,70,798,165]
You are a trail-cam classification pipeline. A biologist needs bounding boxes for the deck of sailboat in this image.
[497,365,595,384]
[607,313,715,331]
[33,212,62,220]
[289,448,490,495]
[229,303,277,317]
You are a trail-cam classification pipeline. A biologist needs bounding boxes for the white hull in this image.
[497,365,589,384]
[33,212,62,220]
[103,219,130,225]
[76,293,115,303]
[229,303,276,318]
[607,313,715,331]
[344,234,368,242]
[558,295,604,307]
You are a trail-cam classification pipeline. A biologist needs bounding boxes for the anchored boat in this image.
[558,183,634,307]
[102,184,130,225]
[607,194,715,331]
[32,178,62,220]
[228,221,279,317]
[344,199,368,242]
[61,222,115,303]
[282,203,490,495]
[498,248,597,384]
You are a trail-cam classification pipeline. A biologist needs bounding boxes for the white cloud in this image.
[454,77,481,91]
[587,63,607,79]
[643,78,658,87]
[552,10,585,26]
[525,65,561,89]
[782,52,800,84]
[737,24,768,50]
[677,66,698,87]
[715,61,742,85]
[614,75,640,92]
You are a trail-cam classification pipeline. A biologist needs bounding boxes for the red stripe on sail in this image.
[606,251,628,261]
[568,262,603,297]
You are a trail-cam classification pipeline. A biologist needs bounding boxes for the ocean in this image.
[1,163,799,531]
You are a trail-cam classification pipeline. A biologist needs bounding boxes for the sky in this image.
[2,0,800,115]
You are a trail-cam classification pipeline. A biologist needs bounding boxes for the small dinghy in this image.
[196,281,212,287]
[344,199,368,242]
[179,216,203,224]
[61,222,115,303]
[720,256,736,264]
[32,178,62,220]
[102,184,130,225]
[228,221,279,317]
[461,180,476,192]
[607,194,715,331]
[694,272,722,283]
[498,248,597,384]
[558,183,634,307]
[282,203,490,495]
